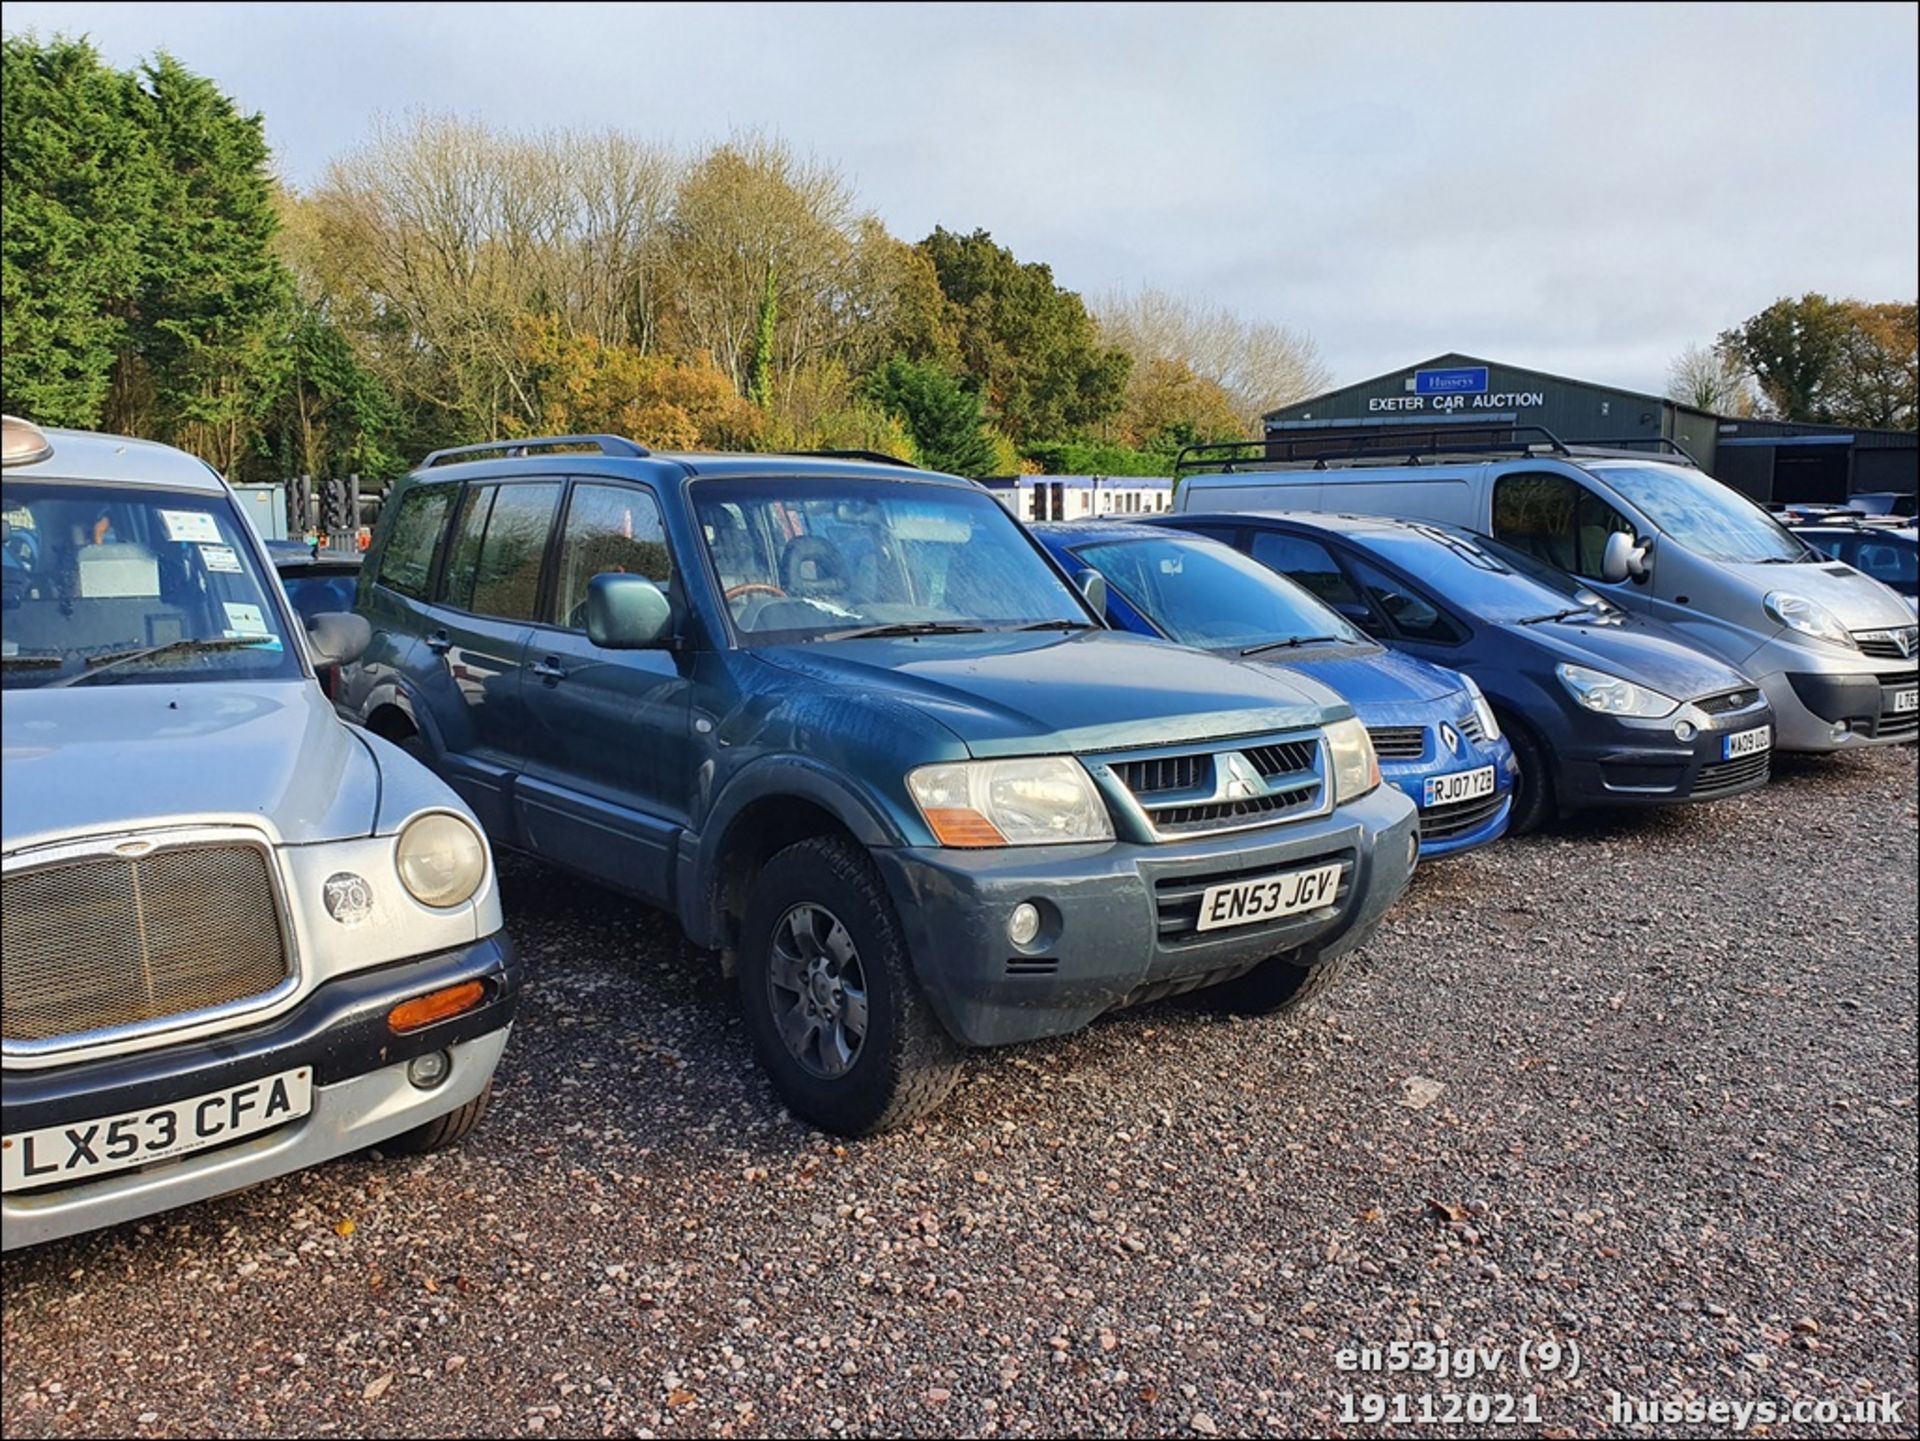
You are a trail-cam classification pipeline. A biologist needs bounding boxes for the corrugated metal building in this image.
[1263,352,1916,504]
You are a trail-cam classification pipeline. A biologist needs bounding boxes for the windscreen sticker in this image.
[160,509,222,543]
[222,601,270,635]
[200,543,243,573]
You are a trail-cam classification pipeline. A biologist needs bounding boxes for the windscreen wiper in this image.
[1517,608,1596,626]
[1006,619,1095,632]
[816,621,988,642]
[51,636,270,687]
[1239,634,1351,657]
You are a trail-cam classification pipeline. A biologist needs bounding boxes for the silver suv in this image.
[1,418,520,1250]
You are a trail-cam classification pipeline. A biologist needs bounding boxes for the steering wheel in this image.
[726,581,787,603]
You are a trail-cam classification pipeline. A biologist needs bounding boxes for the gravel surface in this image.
[4,747,1916,1438]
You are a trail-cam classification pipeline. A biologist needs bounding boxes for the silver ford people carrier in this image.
[1,418,520,1250]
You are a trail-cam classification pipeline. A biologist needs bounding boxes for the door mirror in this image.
[305,611,371,669]
[1075,568,1109,616]
[587,573,672,648]
[1601,531,1650,584]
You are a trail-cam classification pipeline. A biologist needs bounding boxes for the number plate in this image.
[1893,688,1919,715]
[1195,862,1343,933]
[1423,765,1496,808]
[1,1068,312,1193]
[1723,724,1772,759]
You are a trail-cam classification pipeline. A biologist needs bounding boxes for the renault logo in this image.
[1218,752,1266,801]
[1439,722,1463,756]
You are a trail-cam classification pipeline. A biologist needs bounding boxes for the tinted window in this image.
[468,483,561,621]
[280,570,361,627]
[439,484,496,611]
[553,483,672,629]
[1072,534,1364,650]
[1346,554,1463,644]
[1491,472,1633,580]
[1846,536,1917,585]
[374,484,453,599]
[1250,530,1371,620]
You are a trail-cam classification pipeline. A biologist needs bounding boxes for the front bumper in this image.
[2,933,519,1251]
[874,783,1419,1048]
[1553,699,1778,810]
[1380,739,1518,860]
[1758,666,1918,750]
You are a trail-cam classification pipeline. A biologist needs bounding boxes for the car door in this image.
[425,478,563,839]
[513,478,692,903]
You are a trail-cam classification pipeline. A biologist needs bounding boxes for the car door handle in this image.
[425,629,452,655]
[531,657,568,684]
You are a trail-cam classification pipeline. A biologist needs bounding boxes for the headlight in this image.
[1764,590,1857,649]
[1323,717,1380,804]
[1555,662,1679,718]
[1462,674,1501,742]
[395,812,488,907]
[907,757,1114,847]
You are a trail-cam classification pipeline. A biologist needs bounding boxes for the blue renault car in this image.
[1033,523,1515,859]
[1156,512,1778,833]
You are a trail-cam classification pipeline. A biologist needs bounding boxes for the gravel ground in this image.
[4,747,1916,1439]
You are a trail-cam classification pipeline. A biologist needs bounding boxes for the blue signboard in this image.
[1415,366,1489,396]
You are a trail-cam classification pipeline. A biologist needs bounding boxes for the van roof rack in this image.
[418,434,651,469]
[1173,426,1703,479]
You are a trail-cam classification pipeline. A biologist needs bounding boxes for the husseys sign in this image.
[1367,365,1545,413]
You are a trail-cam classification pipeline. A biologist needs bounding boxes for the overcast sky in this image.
[7,1,1916,396]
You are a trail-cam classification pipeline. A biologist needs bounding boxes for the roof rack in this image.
[1173,425,1572,478]
[418,434,651,469]
[788,449,921,469]
[1556,436,1701,467]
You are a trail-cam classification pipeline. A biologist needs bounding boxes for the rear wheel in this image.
[383,1081,493,1155]
[738,837,961,1135]
[1500,715,1556,835]
[1205,947,1348,1016]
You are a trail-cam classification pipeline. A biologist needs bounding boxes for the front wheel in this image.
[382,1081,493,1154]
[1205,948,1348,1016]
[1500,715,1557,835]
[738,838,962,1135]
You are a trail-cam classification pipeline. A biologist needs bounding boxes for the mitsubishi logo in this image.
[1439,722,1463,756]
[1219,752,1266,801]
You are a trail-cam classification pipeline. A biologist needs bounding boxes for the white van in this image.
[1175,438,1917,752]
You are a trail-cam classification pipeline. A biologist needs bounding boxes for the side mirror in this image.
[305,611,371,669]
[587,573,672,648]
[1075,568,1109,616]
[1601,531,1651,584]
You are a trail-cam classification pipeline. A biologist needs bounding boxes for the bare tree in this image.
[1096,287,1330,426]
[1666,342,1758,417]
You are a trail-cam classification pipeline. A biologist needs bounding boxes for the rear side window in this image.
[1250,530,1370,617]
[552,483,672,630]
[468,483,562,621]
[1346,554,1464,645]
[373,484,453,599]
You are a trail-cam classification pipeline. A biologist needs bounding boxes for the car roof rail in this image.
[1557,436,1701,467]
[417,434,651,469]
[786,449,921,469]
[1173,425,1572,479]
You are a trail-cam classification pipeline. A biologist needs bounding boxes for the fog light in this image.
[1007,902,1042,948]
[407,1049,452,1090]
[1674,719,1697,742]
[1831,721,1850,742]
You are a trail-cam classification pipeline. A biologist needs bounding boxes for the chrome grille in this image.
[2,842,292,1048]
[1099,732,1328,838]
[1695,687,1762,716]
[1852,626,1917,660]
[1366,725,1426,759]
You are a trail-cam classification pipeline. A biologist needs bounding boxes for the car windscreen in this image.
[1588,462,1805,563]
[693,477,1089,644]
[1072,533,1365,650]
[1366,525,1609,623]
[2,480,301,689]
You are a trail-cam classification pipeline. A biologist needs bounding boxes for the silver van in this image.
[2,418,520,1249]
[1175,436,1918,752]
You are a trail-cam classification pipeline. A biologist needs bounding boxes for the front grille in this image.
[1101,732,1327,838]
[1696,687,1762,715]
[1693,751,1771,796]
[1367,725,1426,759]
[1852,626,1918,660]
[1459,713,1486,743]
[2,843,292,1048]
[1153,851,1353,945]
[1419,792,1508,845]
